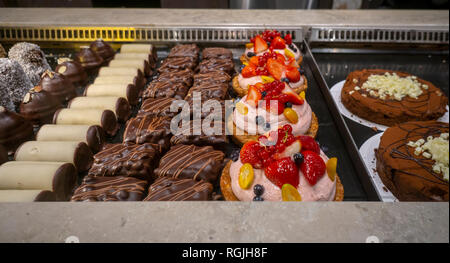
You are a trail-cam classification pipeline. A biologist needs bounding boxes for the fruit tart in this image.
[233,50,307,96]
[241,30,303,66]
[221,125,344,201]
[227,80,318,145]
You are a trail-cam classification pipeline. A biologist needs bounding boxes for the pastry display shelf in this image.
[0,8,448,243]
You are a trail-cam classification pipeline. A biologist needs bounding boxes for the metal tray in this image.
[25,40,377,201]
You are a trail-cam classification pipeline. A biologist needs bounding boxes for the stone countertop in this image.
[0,202,447,243]
[0,8,448,29]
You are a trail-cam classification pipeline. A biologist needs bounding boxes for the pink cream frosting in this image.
[233,95,312,136]
[237,73,305,91]
[229,151,336,201]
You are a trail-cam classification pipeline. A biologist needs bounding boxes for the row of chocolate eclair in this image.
[0,42,157,202]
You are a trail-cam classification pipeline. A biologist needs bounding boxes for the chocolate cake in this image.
[156,68,194,87]
[123,115,172,149]
[143,177,213,201]
[39,70,77,103]
[193,71,231,86]
[8,42,51,85]
[0,106,34,153]
[341,69,448,126]
[19,86,63,125]
[170,119,228,149]
[154,144,225,184]
[89,39,115,65]
[0,58,34,111]
[71,176,148,201]
[185,82,229,103]
[198,58,235,75]
[88,143,161,181]
[74,46,104,74]
[142,81,189,100]
[55,58,88,86]
[139,97,183,117]
[376,121,449,201]
[202,47,233,60]
[168,44,200,59]
[158,56,198,73]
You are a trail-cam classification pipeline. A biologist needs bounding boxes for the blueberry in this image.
[263,123,271,131]
[230,149,240,162]
[281,77,289,83]
[294,153,304,166]
[289,44,298,52]
[247,52,256,57]
[298,68,305,75]
[261,91,267,98]
[285,102,293,108]
[255,116,264,125]
[253,196,264,201]
[253,184,264,196]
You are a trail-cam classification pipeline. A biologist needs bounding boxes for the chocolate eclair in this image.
[39,70,77,103]
[20,86,63,125]
[0,106,34,154]
[376,121,449,201]
[55,58,88,86]
[341,69,448,126]
[74,46,104,74]
[90,39,115,65]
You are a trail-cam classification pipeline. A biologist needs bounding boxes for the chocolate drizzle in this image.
[123,115,172,148]
[377,121,449,201]
[143,81,188,100]
[144,177,213,201]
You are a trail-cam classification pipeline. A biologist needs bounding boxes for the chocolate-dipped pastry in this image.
[143,81,189,100]
[0,106,34,154]
[36,124,106,153]
[0,44,6,58]
[123,115,172,149]
[156,68,194,87]
[139,97,183,117]
[0,145,8,165]
[144,177,213,201]
[74,46,104,74]
[158,56,198,73]
[68,96,131,123]
[84,83,140,106]
[0,190,57,202]
[170,120,228,149]
[168,44,200,59]
[90,39,115,65]
[376,121,449,201]
[55,58,88,86]
[94,75,144,93]
[0,58,34,111]
[155,144,225,184]
[0,161,77,201]
[19,86,63,125]
[15,141,94,173]
[114,53,156,68]
[8,42,51,85]
[53,108,119,137]
[199,58,235,75]
[108,59,152,77]
[98,67,146,89]
[202,47,233,60]
[71,176,147,202]
[194,71,231,86]
[188,99,227,119]
[120,44,157,67]
[39,70,77,103]
[88,143,161,181]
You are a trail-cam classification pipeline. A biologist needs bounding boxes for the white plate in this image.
[359,132,398,202]
[330,80,449,131]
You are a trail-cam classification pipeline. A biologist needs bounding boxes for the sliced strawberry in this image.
[266,58,285,81]
[264,98,285,115]
[240,141,263,169]
[286,66,301,83]
[254,82,265,92]
[271,36,286,49]
[300,151,326,186]
[254,35,268,53]
[276,53,285,63]
[298,135,320,154]
[286,57,298,68]
[249,56,259,66]
[241,65,257,78]
[264,157,299,188]
[282,85,304,105]
[246,85,262,107]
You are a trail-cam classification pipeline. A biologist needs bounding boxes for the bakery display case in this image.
[0,8,448,243]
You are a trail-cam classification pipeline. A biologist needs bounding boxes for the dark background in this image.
[0,0,448,9]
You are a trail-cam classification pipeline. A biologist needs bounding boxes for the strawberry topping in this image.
[300,151,326,186]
